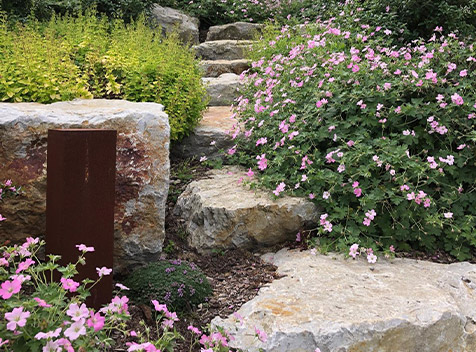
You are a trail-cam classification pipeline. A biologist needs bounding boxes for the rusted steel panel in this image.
[46,129,116,309]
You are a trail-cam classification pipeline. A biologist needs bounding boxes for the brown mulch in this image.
[111,158,281,351]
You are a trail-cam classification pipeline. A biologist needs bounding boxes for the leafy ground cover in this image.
[228,4,476,260]
[0,12,207,141]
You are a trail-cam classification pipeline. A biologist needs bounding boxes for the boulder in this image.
[150,5,199,45]
[213,248,476,352]
[200,59,250,78]
[195,40,253,61]
[174,167,319,252]
[0,100,170,272]
[206,22,263,41]
[171,106,237,160]
[203,73,242,106]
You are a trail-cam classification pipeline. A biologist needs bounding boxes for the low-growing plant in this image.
[0,12,207,141]
[0,238,183,351]
[229,7,476,260]
[0,179,21,223]
[124,259,212,313]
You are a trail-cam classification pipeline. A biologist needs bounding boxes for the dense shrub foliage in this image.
[124,260,212,312]
[230,10,476,259]
[0,13,207,141]
[156,0,476,41]
[0,0,156,22]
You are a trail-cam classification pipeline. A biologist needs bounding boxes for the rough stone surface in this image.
[206,22,263,41]
[174,167,319,252]
[195,40,253,61]
[203,73,242,106]
[151,5,199,44]
[200,59,250,78]
[213,248,476,352]
[171,106,237,159]
[0,100,170,272]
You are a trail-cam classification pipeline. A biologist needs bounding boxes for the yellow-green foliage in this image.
[0,12,207,141]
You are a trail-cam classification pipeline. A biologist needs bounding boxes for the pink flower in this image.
[444,212,453,219]
[363,218,371,226]
[227,146,237,155]
[322,191,330,199]
[246,168,254,178]
[76,244,94,252]
[423,198,431,208]
[64,319,86,341]
[367,253,377,264]
[0,279,21,299]
[0,338,8,347]
[255,327,268,342]
[199,156,207,162]
[349,244,359,258]
[16,258,35,273]
[60,278,80,293]
[337,164,345,173]
[365,209,376,220]
[87,311,105,332]
[96,267,112,277]
[43,340,61,352]
[152,300,168,313]
[352,181,359,188]
[257,154,268,170]
[33,297,52,308]
[188,325,201,335]
[353,188,362,197]
[115,283,129,290]
[346,140,355,147]
[451,93,464,105]
[459,70,467,77]
[35,327,62,340]
[5,307,30,331]
[67,303,89,321]
[0,214,6,222]
[309,193,315,200]
[273,182,286,196]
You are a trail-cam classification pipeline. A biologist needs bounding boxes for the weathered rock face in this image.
[0,100,170,272]
[195,40,253,61]
[203,73,242,106]
[150,5,199,45]
[174,167,319,252]
[213,248,476,352]
[206,22,263,41]
[200,59,250,78]
[171,106,236,160]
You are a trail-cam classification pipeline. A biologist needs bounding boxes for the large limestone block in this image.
[213,248,476,352]
[0,100,170,272]
[195,40,253,61]
[199,59,250,78]
[174,167,319,252]
[171,106,236,160]
[151,5,199,44]
[206,22,263,41]
[202,73,242,106]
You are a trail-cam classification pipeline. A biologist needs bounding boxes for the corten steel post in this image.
[46,129,116,309]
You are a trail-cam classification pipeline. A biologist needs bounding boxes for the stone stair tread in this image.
[199,59,250,78]
[195,40,254,61]
[206,22,263,41]
[202,73,242,106]
[213,248,476,351]
[198,106,237,131]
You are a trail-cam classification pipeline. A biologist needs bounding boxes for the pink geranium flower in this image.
[5,307,30,331]
[87,311,105,332]
[64,319,86,341]
[0,279,21,299]
[60,278,80,293]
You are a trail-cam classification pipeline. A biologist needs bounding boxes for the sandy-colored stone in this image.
[174,167,319,252]
[0,100,170,272]
[206,22,263,41]
[213,248,476,352]
[203,73,242,106]
[171,106,237,159]
[195,40,253,61]
[200,59,250,77]
[151,5,199,44]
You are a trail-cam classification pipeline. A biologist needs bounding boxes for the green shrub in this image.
[230,10,476,259]
[0,0,156,22]
[0,12,207,141]
[124,260,212,312]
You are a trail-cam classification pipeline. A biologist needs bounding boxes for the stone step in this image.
[206,22,263,41]
[213,248,476,352]
[202,73,242,106]
[200,59,250,78]
[194,40,254,61]
[171,106,237,160]
[174,167,319,253]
